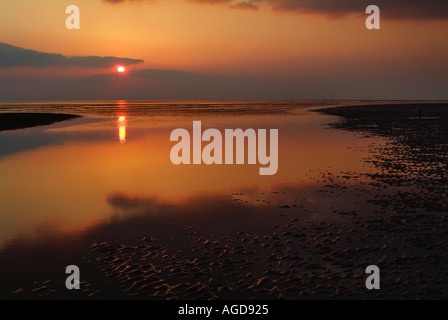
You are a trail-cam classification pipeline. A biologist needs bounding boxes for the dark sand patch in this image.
[316,103,448,213]
[0,113,80,132]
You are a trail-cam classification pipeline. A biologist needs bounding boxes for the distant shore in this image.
[315,102,448,119]
[0,113,80,132]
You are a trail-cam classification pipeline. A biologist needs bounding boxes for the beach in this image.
[0,101,446,299]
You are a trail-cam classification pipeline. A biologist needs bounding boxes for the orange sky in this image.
[0,0,447,100]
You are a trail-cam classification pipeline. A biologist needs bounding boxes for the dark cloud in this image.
[188,0,233,4]
[0,42,144,68]
[230,1,259,11]
[266,0,448,19]
[102,0,448,19]
[103,0,146,3]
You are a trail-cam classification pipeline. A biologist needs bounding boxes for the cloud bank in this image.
[0,43,144,68]
[102,0,448,19]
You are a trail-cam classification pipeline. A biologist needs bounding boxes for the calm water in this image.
[0,100,383,297]
[0,101,374,244]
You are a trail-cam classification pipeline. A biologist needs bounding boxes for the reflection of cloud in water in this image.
[0,179,380,298]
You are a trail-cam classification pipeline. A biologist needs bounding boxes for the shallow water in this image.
[0,100,387,297]
[0,101,377,245]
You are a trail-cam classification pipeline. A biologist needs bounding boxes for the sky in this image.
[0,0,447,100]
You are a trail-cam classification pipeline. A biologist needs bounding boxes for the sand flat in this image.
[0,113,80,131]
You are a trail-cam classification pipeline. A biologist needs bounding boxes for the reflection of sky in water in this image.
[0,101,382,250]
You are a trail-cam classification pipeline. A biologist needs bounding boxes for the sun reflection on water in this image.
[118,115,126,144]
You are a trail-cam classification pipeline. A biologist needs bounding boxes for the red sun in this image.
[117,66,125,73]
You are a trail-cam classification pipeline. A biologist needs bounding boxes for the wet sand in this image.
[1,102,447,300]
[0,113,80,131]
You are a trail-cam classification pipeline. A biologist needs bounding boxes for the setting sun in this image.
[117,66,125,73]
